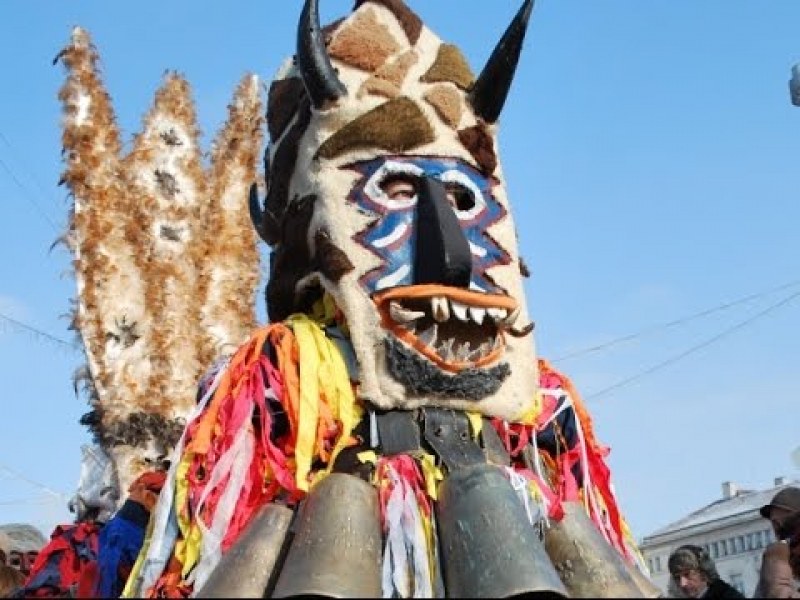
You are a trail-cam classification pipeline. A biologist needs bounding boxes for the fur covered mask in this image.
[251,0,538,421]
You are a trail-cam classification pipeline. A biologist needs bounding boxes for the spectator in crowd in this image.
[754,486,800,598]
[0,532,10,566]
[0,565,25,597]
[668,544,745,599]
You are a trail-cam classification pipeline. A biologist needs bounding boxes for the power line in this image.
[586,289,800,400]
[0,311,77,351]
[0,136,61,232]
[553,278,800,362]
[0,463,68,500]
[0,132,59,210]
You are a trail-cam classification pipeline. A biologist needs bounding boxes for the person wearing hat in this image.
[755,486,800,598]
[668,545,745,598]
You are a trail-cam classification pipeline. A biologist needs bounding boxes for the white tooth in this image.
[469,306,486,325]
[503,306,521,327]
[431,296,450,322]
[476,341,491,359]
[440,337,455,361]
[451,301,469,322]
[389,301,425,324]
[467,347,483,362]
[418,324,438,347]
[456,341,471,361]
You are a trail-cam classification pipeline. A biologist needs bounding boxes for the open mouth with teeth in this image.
[373,285,520,373]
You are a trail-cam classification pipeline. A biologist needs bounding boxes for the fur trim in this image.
[420,44,475,90]
[329,6,402,72]
[264,99,312,243]
[423,83,463,129]
[316,96,435,159]
[267,78,305,141]
[458,124,498,175]
[354,0,423,44]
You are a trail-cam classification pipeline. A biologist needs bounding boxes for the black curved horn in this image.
[469,0,534,124]
[297,0,347,109]
[248,183,268,243]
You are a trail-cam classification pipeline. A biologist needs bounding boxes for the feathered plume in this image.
[57,28,264,499]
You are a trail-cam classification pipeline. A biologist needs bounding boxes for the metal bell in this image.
[543,501,642,598]
[194,503,294,598]
[436,463,568,598]
[271,473,382,598]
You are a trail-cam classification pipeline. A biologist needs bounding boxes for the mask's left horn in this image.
[297,0,347,109]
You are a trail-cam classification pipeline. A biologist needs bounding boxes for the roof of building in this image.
[0,523,47,553]
[643,480,799,542]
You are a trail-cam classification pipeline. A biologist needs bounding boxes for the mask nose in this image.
[413,176,472,288]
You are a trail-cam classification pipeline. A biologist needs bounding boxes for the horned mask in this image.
[252,0,538,421]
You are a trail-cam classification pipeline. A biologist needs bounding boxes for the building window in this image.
[655,556,661,573]
[766,529,775,544]
[735,536,744,553]
[720,540,728,557]
[648,559,654,574]
[727,538,735,555]
[711,542,719,559]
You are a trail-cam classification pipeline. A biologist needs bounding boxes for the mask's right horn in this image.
[543,501,643,598]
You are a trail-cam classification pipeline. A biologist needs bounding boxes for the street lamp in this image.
[791,64,800,106]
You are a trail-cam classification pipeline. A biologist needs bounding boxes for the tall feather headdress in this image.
[57,27,264,501]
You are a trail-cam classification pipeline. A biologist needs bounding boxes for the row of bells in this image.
[195,463,663,598]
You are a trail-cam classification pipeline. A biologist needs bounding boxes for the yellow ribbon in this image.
[289,314,363,490]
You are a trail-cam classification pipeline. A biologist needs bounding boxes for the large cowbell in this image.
[436,464,568,598]
[271,473,383,598]
[543,502,643,598]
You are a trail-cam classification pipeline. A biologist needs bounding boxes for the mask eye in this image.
[439,169,486,221]
[380,174,418,203]
[365,160,424,211]
[446,182,476,212]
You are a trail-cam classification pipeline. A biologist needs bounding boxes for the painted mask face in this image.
[253,0,539,420]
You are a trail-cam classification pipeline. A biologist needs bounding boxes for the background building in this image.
[639,477,796,596]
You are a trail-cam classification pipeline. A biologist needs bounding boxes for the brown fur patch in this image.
[360,78,400,99]
[317,96,435,159]
[358,50,418,99]
[329,6,402,73]
[421,44,475,90]
[458,124,497,175]
[314,230,355,282]
[267,194,317,322]
[267,78,306,142]
[353,0,423,45]
[264,98,312,244]
[423,84,463,129]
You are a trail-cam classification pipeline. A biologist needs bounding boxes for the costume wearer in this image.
[57,1,659,598]
[701,579,746,600]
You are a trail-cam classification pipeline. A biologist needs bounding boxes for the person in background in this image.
[0,532,10,566]
[668,545,745,599]
[0,565,25,598]
[754,486,800,598]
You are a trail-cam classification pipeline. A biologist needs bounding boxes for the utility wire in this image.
[0,463,67,500]
[586,289,800,400]
[0,311,77,351]
[553,278,800,362]
[0,136,60,232]
[0,132,59,210]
